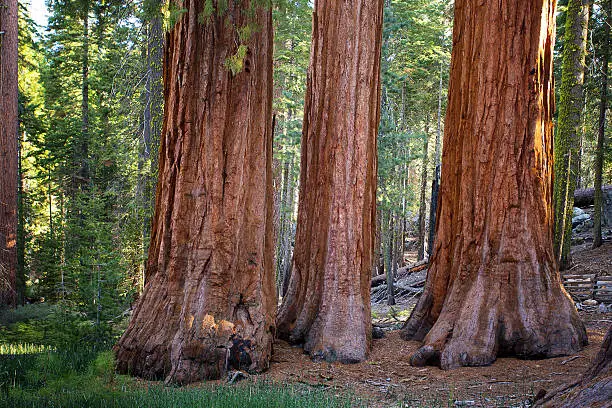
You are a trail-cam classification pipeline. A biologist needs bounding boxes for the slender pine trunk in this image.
[553,0,589,269]
[417,121,430,261]
[427,59,445,258]
[386,212,395,306]
[593,0,610,248]
[80,7,90,185]
[142,0,164,285]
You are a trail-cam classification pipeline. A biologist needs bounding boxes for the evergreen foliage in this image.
[16,0,158,340]
[2,0,610,401]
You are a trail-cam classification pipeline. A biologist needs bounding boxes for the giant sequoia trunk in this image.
[400,0,587,369]
[553,0,590,270]
[276,0,383,364]
[0,0,18,307]
[535,324,612,407]
[115,0,275,384]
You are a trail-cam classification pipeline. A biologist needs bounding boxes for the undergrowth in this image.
[0,346,359,407]
[0,304,360,408]
[0,304,537,407]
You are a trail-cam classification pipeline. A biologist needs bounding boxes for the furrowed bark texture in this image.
[115,1,275,384]
[276,0,383,364]
[0,0,18,307]
[535,324,612,407]
[553,0,589,270]
[400,0,587,369]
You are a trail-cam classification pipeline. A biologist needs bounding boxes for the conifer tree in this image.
[401,0,587,369]
[115,0,276,383]
[0,0,19,306]
[553,0,590,269]
[277,0,384,363]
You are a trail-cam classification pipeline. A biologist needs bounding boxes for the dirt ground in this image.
[260,242,612,407]
[569,240,612,277]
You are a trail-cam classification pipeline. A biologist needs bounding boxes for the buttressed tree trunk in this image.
[535,324,612,407]
[0,0,18,307]
[114,0,275,384]
[400,0,587,369]
[276,0,383,363]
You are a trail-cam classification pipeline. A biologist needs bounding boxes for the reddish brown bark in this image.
[0,0,18,307]
[114,0,275,384]
[275,0,383,364]
[535,324,612,407]
[400,0,587,369]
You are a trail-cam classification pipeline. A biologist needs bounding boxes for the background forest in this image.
[0,0,611,406]
[11,0,459,344]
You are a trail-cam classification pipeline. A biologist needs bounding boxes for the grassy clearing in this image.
[0,345,362,408]
[0,304,538,407]
[0,304,360,407]
[4,381,360,408]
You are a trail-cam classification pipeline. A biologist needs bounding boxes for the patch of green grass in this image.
[0,303,54,326]
[0,345,101,393]
[385,307,412,320]
[0,343,55,355]
[395,309,412,319]
[5,383,361,408]
[0,344,361,408]
[0,303,119,349]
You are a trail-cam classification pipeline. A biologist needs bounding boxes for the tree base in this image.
[535,377,612,407]
[401,277,588,369]
[277,273,371,365]
[277,311,370,364]
[115,309,272,384]
[534,323,612,407]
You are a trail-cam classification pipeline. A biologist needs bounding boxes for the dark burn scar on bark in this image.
[228,336,253,371]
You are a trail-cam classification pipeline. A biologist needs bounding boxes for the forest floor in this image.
[260,241,612,407]
[3,241,609,407]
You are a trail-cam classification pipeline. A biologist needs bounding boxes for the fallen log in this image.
[403,277,426,288]
[371,274,387,288]
[396,260,428,277]
[372,261,428,287]
[373,283,424,294]
[371,283,425,303]
[573,185,612,208]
